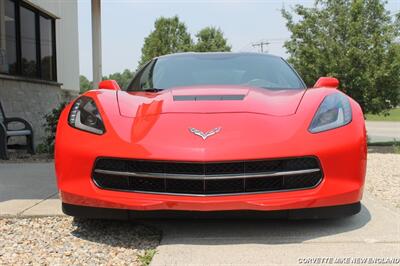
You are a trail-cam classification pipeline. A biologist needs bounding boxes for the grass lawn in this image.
[365,108,400,121]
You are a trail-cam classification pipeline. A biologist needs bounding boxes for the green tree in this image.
[194,27,231,52]
[103,69,133,89]
[139,16,193,66]
[79,75,92,93]
[282,0,400,114]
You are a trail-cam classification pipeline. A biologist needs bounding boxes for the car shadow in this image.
[71,203,371,246]
[70,218,162,248]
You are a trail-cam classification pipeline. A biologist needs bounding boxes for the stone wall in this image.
[0,75,76,147]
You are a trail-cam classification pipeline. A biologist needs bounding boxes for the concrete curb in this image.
[0,198,65,218]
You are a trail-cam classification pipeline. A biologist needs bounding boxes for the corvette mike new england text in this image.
[297,257,400,264]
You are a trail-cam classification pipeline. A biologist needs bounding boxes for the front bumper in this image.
[57,147,365,213]
[62,202,361,220]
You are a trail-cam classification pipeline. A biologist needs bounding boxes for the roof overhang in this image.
[22,0,60,19]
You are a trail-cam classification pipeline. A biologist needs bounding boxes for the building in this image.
[0,0,80,146]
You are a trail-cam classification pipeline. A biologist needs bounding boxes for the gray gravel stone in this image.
[0,217,160,265]
[365,153,400,208]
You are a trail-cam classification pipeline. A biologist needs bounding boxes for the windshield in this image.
[127,53,306,91]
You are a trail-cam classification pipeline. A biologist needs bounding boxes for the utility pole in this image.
[92,0,102,89]
[252,41,270,53]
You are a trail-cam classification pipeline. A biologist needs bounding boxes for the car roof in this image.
[156,52,282,60]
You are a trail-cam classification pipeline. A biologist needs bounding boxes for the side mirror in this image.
[98,80,121,91]
[313,77,339,89]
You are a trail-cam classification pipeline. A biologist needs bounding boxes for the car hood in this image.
[117,85,306,118]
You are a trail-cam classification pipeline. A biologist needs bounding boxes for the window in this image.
[40,16,55,81]
[0,0,17,75]
[127,54,306,91]
[0,0,56,81]
[20,6,37,77]
[130,60,156,90]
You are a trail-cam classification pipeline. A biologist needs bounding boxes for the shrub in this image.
[393,140,400,154]
[138,249,157,266]
[39,102,68,154]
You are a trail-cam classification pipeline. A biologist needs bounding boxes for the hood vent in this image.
[173,95,245,101]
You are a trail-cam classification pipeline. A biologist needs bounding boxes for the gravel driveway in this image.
[365,153,400,208]
[0,217,160,265]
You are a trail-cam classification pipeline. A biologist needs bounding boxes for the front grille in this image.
[92,157,323,195]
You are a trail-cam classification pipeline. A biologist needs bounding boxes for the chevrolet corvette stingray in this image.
[55,52,367,219]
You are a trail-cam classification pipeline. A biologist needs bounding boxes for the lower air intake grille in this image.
[92,157,323,195]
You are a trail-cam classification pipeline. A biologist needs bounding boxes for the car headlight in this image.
[309,93,352,133]
[68,96,105,134]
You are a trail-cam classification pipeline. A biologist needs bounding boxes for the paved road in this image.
[0,162,61,216]
[366,121,400,142]
[150,196,400,266]
[0,163,56,202]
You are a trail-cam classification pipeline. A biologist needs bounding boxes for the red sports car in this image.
[55,52,367,219]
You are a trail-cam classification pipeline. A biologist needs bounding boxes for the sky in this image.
[78,0,400,80]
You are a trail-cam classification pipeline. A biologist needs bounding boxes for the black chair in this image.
[0,101,35,160]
